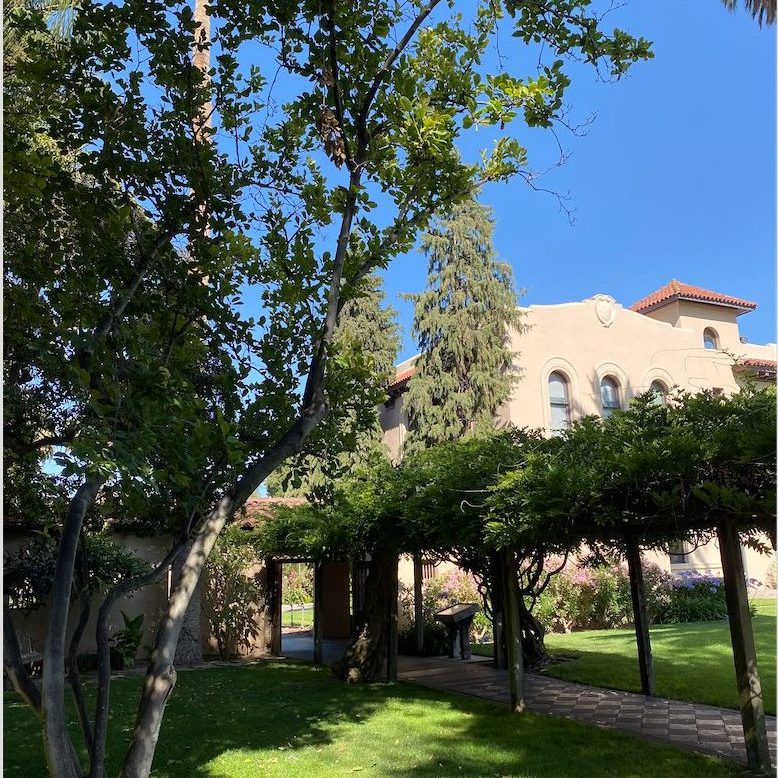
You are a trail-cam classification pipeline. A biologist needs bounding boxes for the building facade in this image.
[380,280,777,585]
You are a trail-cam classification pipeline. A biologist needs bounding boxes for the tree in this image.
[3,1,652,775]
[722,0,775,26]
[265,273,400,503]
[402,197,524,455]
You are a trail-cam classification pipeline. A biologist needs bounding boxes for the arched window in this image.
[703,328,719,350]
[600,376,621,419]
[548,372,571,434]
[649,380,668,406]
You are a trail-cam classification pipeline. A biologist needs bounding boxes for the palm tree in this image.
[722,0,775,26]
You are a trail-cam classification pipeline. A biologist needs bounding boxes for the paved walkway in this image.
[398,654,778,766]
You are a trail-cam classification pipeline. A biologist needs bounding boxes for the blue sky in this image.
[382,0,776,362]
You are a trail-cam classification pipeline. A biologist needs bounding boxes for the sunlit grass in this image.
[473,598,776,713]
[4,663,742,777]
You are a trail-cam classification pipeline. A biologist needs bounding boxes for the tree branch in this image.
[326,0,353,169]
[356,0,442,156]
[67,595,95,760]
[42,473,105,778]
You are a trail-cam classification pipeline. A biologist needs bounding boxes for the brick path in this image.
[398,654,778,766]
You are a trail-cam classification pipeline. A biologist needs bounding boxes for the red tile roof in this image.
[630,280,757,314]
[734,358,777,378]
[386,366,416,392]
[237,496,306,529]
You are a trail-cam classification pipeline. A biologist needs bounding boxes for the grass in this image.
[472,598,776,713]
[3,662,743,778]
[281,606,313,628]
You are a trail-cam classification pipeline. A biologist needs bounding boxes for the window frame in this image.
[649,380,668,406]
[548,371,572,435]
[600,375,621,419]
[703,327,719,350]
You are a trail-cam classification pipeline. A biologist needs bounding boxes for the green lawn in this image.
[473,598,776,713]
[282,606,313,628]
[4,663,742,778]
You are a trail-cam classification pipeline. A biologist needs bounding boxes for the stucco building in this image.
[380,280,777,585]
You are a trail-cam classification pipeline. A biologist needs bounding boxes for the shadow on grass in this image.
[4,662,740,778]
[151,664,737,778]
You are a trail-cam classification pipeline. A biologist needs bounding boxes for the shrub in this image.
[204,526,263,659]
[4,534,151,610]
[282,564,313,606]
[534,559,673,633]
[110,611,145,668]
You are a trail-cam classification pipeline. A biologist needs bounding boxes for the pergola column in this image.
[413,555,424,652]
[625,539,654,696]
[718,517,771,772]
[500,547,524,713]
[490,552,507,670]
[313,560,324,666]
[265,557,282,656]
[387,554,399,681]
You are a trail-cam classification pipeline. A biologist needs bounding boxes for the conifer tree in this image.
[403,197,523,455]
[266,274,400,502]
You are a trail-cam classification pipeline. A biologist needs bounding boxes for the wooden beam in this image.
[500,547,524,713]
[313,561,324,666]
[387,554,399,681]
[718,517,771,772]
[625,539,655,696]
[413,555,424,652]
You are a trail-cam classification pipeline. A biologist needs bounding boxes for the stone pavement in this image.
[398,654,778,766]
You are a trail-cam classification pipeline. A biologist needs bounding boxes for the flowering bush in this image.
[398,567,490,655]
[534,559,673,633]
[662,571,727,622]
[663,570,760,622]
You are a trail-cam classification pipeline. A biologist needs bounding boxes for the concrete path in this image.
[398,654,778,766]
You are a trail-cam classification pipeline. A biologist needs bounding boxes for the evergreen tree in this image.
[403,198,523,455]
[266,273,400,501]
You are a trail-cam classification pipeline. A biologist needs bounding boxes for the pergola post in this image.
[625,539,655,696]
[313,560,324,666]
[413,555,424,652]
[718,517,771,772]
[387,554,399,681]
[500,547,524,713]
[490,552,507,670]
[265,557,282,656]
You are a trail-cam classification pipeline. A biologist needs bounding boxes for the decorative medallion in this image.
[592,294,616,328]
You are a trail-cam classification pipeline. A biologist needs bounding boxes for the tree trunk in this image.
[172,545,203,666]
[517,597,546,668]
[119,497,232,778]
[42,474,104,778]
[66,597,94,759]
[120,406,325,778]
[333,548,397,683]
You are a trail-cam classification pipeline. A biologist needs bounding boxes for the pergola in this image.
[506,509,774,773]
